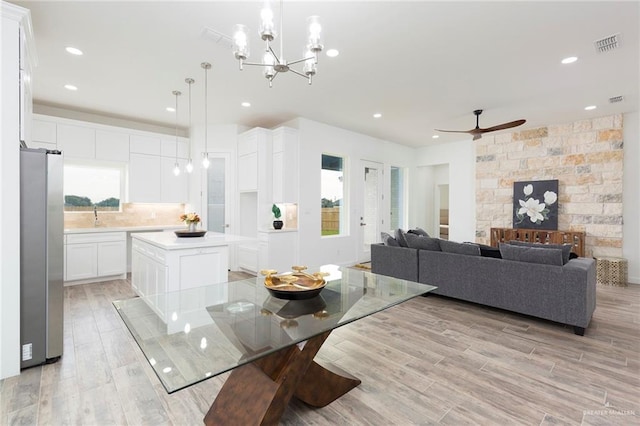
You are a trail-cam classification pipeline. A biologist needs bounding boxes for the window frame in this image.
[63,159,127,213]
[321,153,347,237]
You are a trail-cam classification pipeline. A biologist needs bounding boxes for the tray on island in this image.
[174,230,207,238]
[261,266,329,300]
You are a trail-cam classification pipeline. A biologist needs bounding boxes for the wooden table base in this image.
[204,331,361,426]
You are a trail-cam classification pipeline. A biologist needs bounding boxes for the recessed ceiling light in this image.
[166,107,175,112]
[432,135,440,139]
[241,102,251,107]
[373,113,382,118]
[326,49,339,58]
[64,84,78,91]
[65,46,83,56]
[561,56,578,64]
[584,105,597,111]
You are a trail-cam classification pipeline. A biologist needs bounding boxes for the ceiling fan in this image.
[435,109,526,141]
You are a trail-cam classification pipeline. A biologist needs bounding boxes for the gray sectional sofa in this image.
[371,232,597,335]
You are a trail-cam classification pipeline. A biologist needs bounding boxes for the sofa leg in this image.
[573,326,585,336]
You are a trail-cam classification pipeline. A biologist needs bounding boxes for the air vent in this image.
[201,26,234,49]
[609,95,624,104]
[594,33,620,53]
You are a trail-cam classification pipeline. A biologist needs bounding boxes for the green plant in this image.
[272,204,282,219]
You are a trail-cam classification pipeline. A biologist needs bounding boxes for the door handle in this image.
[360,222,366,226]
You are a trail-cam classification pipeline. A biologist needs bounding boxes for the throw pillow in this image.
[381,232,399,247]
[394,228,409,247]
[477,243,502,259]
[499,243,563,266]
[439,240,481,256]
[404,232,441,251]
[508,240,572,265]
[408,227,430,237]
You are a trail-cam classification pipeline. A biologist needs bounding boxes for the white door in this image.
[358,160,383,262]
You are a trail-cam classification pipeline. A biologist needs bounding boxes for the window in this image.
[390,166,405,230]
[64,161,124,212]
[321,154,345,236]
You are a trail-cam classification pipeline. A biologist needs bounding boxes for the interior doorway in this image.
[358,160,383,262]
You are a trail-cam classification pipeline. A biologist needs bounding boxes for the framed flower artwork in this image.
[513,179,559,230]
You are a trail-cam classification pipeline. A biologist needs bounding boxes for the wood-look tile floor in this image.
[2,275,638,425]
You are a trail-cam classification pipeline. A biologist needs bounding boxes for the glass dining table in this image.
[113,265,436,425]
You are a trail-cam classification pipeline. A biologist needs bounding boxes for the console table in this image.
[490,227,586,257]
[114,266,436,425]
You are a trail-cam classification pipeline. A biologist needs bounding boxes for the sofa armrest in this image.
[562,257,597,328]
[371,244,419,282]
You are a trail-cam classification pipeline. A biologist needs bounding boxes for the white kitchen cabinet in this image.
[95,130,129,162]
[238,128,271,192]
[65,232,127,284]
[161,137,189,159]
[131,236,228,305]
[272,127,298,203]
[32,119,56,146]
[97,240,127,276]
[130,134,162,155]
[238,152,258,191]
[129,153,162,202]
[257,230,298,273]
[160,157,188,203]
[57,123,96,159]
[65,243,98,281]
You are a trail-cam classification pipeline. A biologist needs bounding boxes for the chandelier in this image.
[232,0,323,87]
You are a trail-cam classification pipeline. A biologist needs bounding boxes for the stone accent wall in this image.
[475,114,623,258]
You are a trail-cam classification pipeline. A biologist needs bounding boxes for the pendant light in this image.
[172,90,181,176]
[201,62,211,169]
[185,77,195,173]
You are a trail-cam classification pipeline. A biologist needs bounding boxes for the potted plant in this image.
[272,204,283,230]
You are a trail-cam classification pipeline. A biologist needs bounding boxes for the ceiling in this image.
[15,1,640,147]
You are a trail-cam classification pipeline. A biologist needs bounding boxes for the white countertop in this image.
[131,231,255,250]
[258,228,298,233]
[64,225,183,234]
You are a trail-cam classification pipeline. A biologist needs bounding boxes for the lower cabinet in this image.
[257,230,298,273]
[65,232,127,284]
[131,238,228,320]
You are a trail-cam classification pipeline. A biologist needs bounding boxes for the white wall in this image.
[293,118,416,267]
[623,111,639,284]
[414,139,477,243]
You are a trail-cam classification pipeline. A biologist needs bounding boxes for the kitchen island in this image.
[130,231,253,319]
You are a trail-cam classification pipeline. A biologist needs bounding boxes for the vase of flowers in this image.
[180,212,201,232]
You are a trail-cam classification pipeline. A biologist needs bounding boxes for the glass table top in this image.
[113,265,436,393]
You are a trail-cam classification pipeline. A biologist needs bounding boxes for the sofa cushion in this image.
[405,232,441,251]
[478,243,502,259]
[381,232,399,247]
[499,242,563,266]
[440,240,481,256]
[508,240,572,265]
[408,227,430,237]
[394,229,409,247]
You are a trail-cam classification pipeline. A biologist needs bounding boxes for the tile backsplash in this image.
[64,203,185,229]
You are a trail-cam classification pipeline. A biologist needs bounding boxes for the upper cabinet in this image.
[57,123,96,159]
[272,127,298,203]
[32,114,190,204]
[31,119,57,150]
[95,130,129,162]
[130,134,162,155]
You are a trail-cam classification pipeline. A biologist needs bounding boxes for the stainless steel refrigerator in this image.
[20,147,64,368]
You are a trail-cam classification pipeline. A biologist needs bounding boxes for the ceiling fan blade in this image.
[433,128,475,134]
[479,119,526,133]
